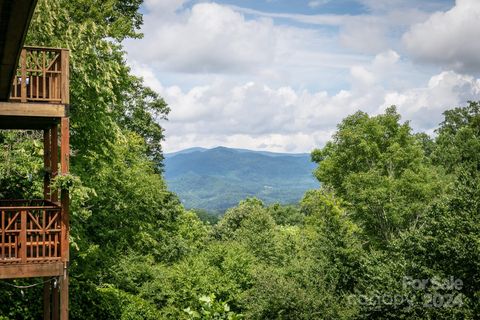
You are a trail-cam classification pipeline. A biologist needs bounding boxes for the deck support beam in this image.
[0,102,67,117]
[60,117,69,319]
[51,124,58,202]
[0,263,63,279]
[43,128,51,200]
[53,281,59,320]
[44,280,51,320]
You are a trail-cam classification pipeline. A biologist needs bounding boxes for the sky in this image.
[124,0,480,153]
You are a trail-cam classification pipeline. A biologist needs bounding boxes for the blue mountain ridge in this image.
[164,146,319,214]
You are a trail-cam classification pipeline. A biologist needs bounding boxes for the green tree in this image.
[355,102,480,319]
[312,106,446,244]
[214,198,266,240]
[0,131,43,199]
[240,189,362,319]
[433,101,480,174]
[26,0,167,166]
[392,101,480,318]
[0,0,190,318]
[267,203,304,226]
[193,209,220,225]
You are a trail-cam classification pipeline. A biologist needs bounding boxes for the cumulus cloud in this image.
[125,1,480,153]
[403,0,480,73]
[339,18,389,54]
[349,50,402,91]
[126,1,372,90]
[231,4,430,55]
[126,2,276,73]
[129,1,425,77]
[382,71,480,130]
[133,62,480,153]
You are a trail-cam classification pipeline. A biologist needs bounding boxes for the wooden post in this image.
[60,50,69,105]
[60,117,69,320]
[44,129,51,200]
[60,118,69,262]
[50,125,58,202]
[20,49,26,103]
[60,271,68,320]
[52,280,59,320]
[19,210,27,263]
[44,128,53,320]
[43,280,51,320]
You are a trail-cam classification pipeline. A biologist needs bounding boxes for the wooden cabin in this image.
[0,0,70,319]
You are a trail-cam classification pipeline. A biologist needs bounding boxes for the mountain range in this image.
[164,147,319,214]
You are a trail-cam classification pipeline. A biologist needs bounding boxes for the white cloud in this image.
[403,0,480,73]
[339,18,388,54]
[126,3,276,74]
[228,6,351,26]
[134,63,479,153]
[337,8,435,54]
[349,50,401,91]
[126,1,373,92]
[125,1,480,153]
[231,5,430,55]
[382,71,480,130]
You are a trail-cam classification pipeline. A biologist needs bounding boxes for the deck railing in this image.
[0,200,62,264]
[9,47,69,104]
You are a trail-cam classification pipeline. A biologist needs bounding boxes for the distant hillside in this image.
[164,147,319,214]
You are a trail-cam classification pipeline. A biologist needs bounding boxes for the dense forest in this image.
[0,0,479,319]
[164,147,318,213]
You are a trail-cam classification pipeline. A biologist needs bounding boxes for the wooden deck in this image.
[0,47,69,129]
[0,200,65,272]
[9,47,69,105]
[0,1,71,316]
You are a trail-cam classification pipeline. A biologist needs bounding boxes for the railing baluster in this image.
[50,213,53,258]
[20,210,26,263]
[52,54,56,100]
[35,211,38,258]
[37,221,40,259]
[1,210,4,260]
[42,208,46,259]
[36,74,39,99]
[7,214,10,259]
[33,212,37,259]
[42,50,46,100]
[12,76,17,98]
[8,213,12,259]
[54,221,58,258]
[20,49,26,102]
[28,213,31,259]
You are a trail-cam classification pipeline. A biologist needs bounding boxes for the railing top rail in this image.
[0,199,57,204]
[0,199,49,202]
[0,206,61,210]
[0,199,61,210]
[23,46,68,52]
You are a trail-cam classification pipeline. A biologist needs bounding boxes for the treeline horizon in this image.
[0,0,479,319]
